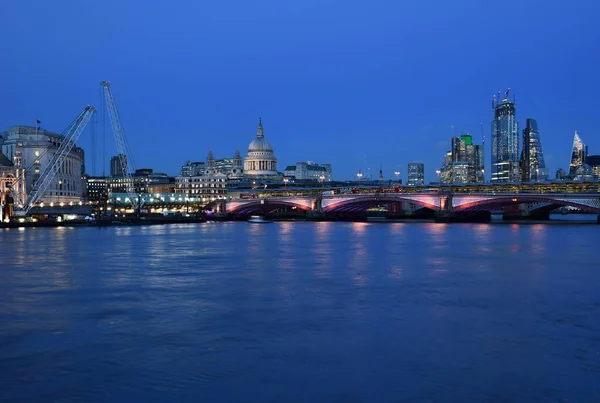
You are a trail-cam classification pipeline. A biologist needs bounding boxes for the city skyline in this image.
[1,107,593,184]
[1,0,599,181]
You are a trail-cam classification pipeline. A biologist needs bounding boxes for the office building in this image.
[284,162,332,182]
[491,91,519,182]
[110,154,128,177]
[569,131,588,176]
[407,163,424,186]
[438,133,484,184]
[585,155,600,180]
[520,118,548,181]
[0,125,85,204]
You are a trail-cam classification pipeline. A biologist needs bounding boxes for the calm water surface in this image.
[1,222,599,402]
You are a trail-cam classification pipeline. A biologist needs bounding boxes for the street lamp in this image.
[394,170,400,184]
[357,170,363,188]
[283,178,289,188]
[319,175,324,187]
[536,168,539,183]
[436,170,441,183]
[481,169,485,184]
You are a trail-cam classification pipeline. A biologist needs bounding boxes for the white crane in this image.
[13,105,96,216]
[100,81,140,210]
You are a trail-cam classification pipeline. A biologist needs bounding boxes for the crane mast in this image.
[100,81,140,209]
[14,105,96,216]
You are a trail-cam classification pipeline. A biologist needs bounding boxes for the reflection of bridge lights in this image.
[278,221,293,237]
[315,221,331,237]
[351,221,368,234]
[531,224,544,234]
[425,223,447,235]
[473,224,490,236]
[512,198,518,202]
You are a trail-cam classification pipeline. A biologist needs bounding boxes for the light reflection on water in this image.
[312,222,333,279]
[349,223,369,287]
[0,222,599,402]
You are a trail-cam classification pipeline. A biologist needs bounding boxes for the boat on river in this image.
[248,215,272,223]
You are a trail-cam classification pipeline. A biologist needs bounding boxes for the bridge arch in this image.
[226,198,314,216]
[322,194,439,213]
[455,195,600,213]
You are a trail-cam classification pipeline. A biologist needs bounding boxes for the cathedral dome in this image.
[244,118,278,176]
[247,118,273,153]
[248,137,273,153]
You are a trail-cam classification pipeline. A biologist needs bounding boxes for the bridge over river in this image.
[220,184,600,222]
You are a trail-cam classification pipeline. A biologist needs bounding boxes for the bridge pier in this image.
[502,203,550,221]
[502,211,550,221]
[434,193,492,222]
[385,202,434,219]
[434,211,491,223]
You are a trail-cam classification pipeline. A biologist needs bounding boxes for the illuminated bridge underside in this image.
[226,197,314,215]
[322,194,440,213]
[453,195,600,213]
[222,192,600,215]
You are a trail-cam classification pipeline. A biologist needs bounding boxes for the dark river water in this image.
[1,221,599,402]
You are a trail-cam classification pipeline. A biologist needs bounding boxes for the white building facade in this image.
[284,162,332,182]
[0,126,85,205]
[175,150,242,203]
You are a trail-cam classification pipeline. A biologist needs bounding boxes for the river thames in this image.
[1,221,599,402]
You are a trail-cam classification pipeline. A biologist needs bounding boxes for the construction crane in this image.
[13,105,96,217]
[100,81,140,210]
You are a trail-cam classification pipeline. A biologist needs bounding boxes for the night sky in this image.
[1,0,599,181]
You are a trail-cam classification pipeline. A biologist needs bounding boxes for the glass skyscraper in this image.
[438,133,484,184]
[491,95,519,182]
[520,118,548,181]
[407,163,424,186]
[569,131,588,176]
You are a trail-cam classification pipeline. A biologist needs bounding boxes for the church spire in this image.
[206,149,215,169]
[257,117,264,139]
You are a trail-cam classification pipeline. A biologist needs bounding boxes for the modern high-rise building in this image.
[110,154,128,177]
[519,118,548,182]
[569,131,588,176]
[556,168,567,180]
[438,133,484,184]
[585,156,600,180]
[179,161,205,177]
[407,163,424,186]
[491,91,519,182]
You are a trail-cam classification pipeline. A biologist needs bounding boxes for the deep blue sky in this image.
[1,0,599,181]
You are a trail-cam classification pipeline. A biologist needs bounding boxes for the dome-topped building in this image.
[244,118,278,176]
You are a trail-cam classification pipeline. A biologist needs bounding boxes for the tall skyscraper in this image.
[519,118,548,181]
[474,144,485,183]
[407,163,424,186]
[110,154,128,177]
[569,131,588,176]
[438,133,484,184]
[491,91,519,182]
